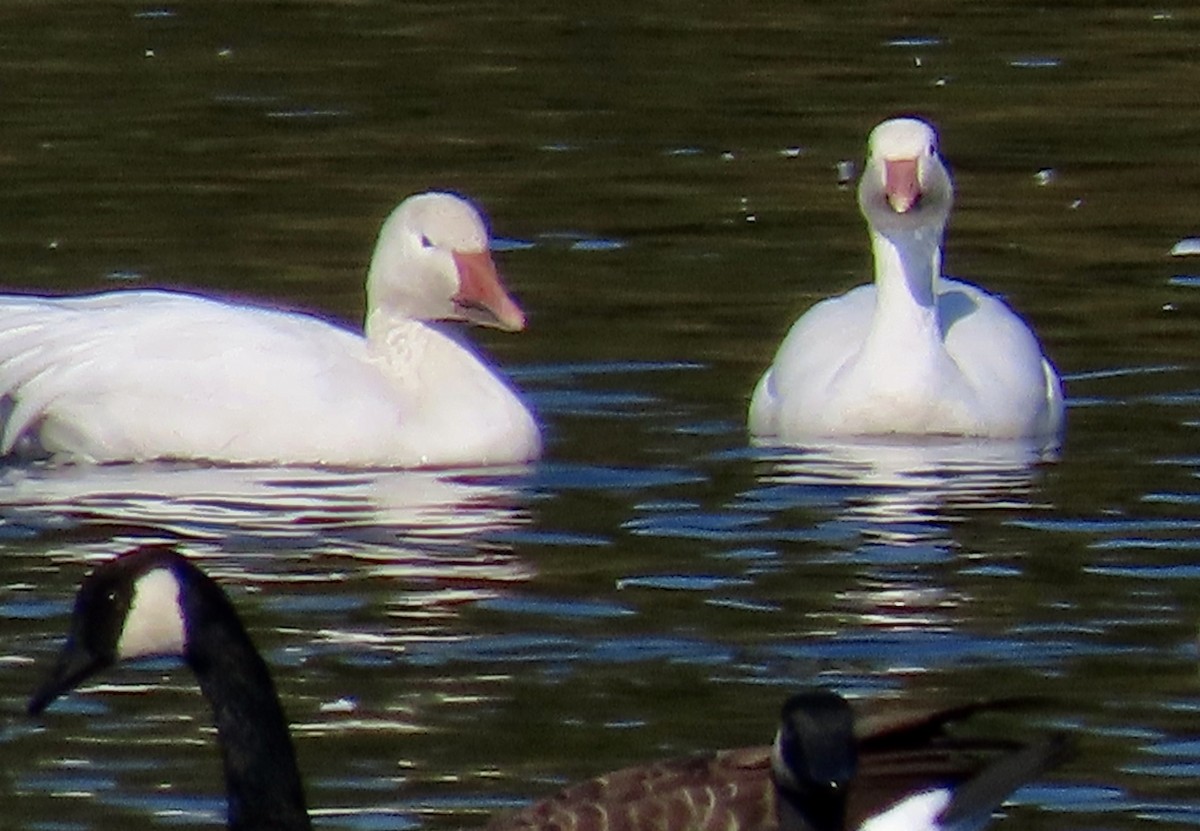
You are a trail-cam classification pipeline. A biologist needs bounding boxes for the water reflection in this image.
[734,438,1062,666]
[4,1,1197,829]
[0,463,535,581]
[748,437,1057,548]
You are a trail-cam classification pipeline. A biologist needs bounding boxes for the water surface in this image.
[2,3,1200,831]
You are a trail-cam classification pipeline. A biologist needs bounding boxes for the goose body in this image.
[30,549,1067,831]
[0,192,541,468]
[497,693,1067,831]
[771,691,1069,831]
[749,118,1064,443]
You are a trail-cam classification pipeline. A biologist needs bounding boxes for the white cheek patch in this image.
[116,568,187,660]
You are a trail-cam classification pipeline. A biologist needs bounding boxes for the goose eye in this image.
[419,234,434,249]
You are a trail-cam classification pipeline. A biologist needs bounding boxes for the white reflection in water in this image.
[0,463,535,595]
[0,463,528,533]
[750,437,1057,630]
[755,436,1057,547]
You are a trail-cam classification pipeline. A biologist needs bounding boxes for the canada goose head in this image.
[29,546,310,831]
[771,690,857,831]
[29,546,192,714]
[366,191,526,332]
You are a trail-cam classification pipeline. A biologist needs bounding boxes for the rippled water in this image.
[3,2,1200,831]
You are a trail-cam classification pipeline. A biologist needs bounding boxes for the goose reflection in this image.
[750,437,1057,549]
[744,437,1060,663]
[0,463,534,585]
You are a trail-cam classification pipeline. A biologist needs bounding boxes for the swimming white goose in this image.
[749,118,1064,443]
[29,548,1068,831]
[0,192,541,468]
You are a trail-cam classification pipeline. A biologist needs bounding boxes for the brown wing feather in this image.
[490,700,1048,831]
[852,697,1041,749]
[488,748,774,831]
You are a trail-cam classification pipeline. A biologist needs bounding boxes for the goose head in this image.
[772,690,857,831]
[857,118,954,239]
[29,547,311,831]
[366,192,526,332]
[29,546,192,714]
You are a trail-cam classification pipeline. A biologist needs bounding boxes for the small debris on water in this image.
[740,196,757,223]
[1010,57,1062,69]
[836,160,856,186]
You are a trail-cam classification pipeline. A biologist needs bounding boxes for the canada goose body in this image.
[31,550,1067,831]
[494,692,1067,831]
[772,690,1069,831]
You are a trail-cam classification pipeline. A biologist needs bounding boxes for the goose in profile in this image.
[29,546,311,831]
[0,192,541,468]
[29,548,1068,831]
[494,691,1067,831]
[749,117,1064,443]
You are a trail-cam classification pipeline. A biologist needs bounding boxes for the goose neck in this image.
[184,593,311,831]
[867,226,944,341]
[364,307,426,350]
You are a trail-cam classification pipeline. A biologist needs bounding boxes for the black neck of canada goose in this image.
[180,554,311,831]
[29,546,311,831]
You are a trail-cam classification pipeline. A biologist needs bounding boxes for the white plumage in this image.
[749,118,1064,443]
[0,192,541,468]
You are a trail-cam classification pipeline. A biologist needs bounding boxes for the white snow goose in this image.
[749,117,1064,443]
[0,192,541,468]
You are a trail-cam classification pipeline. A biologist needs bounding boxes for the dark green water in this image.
[2,3,1200,830]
